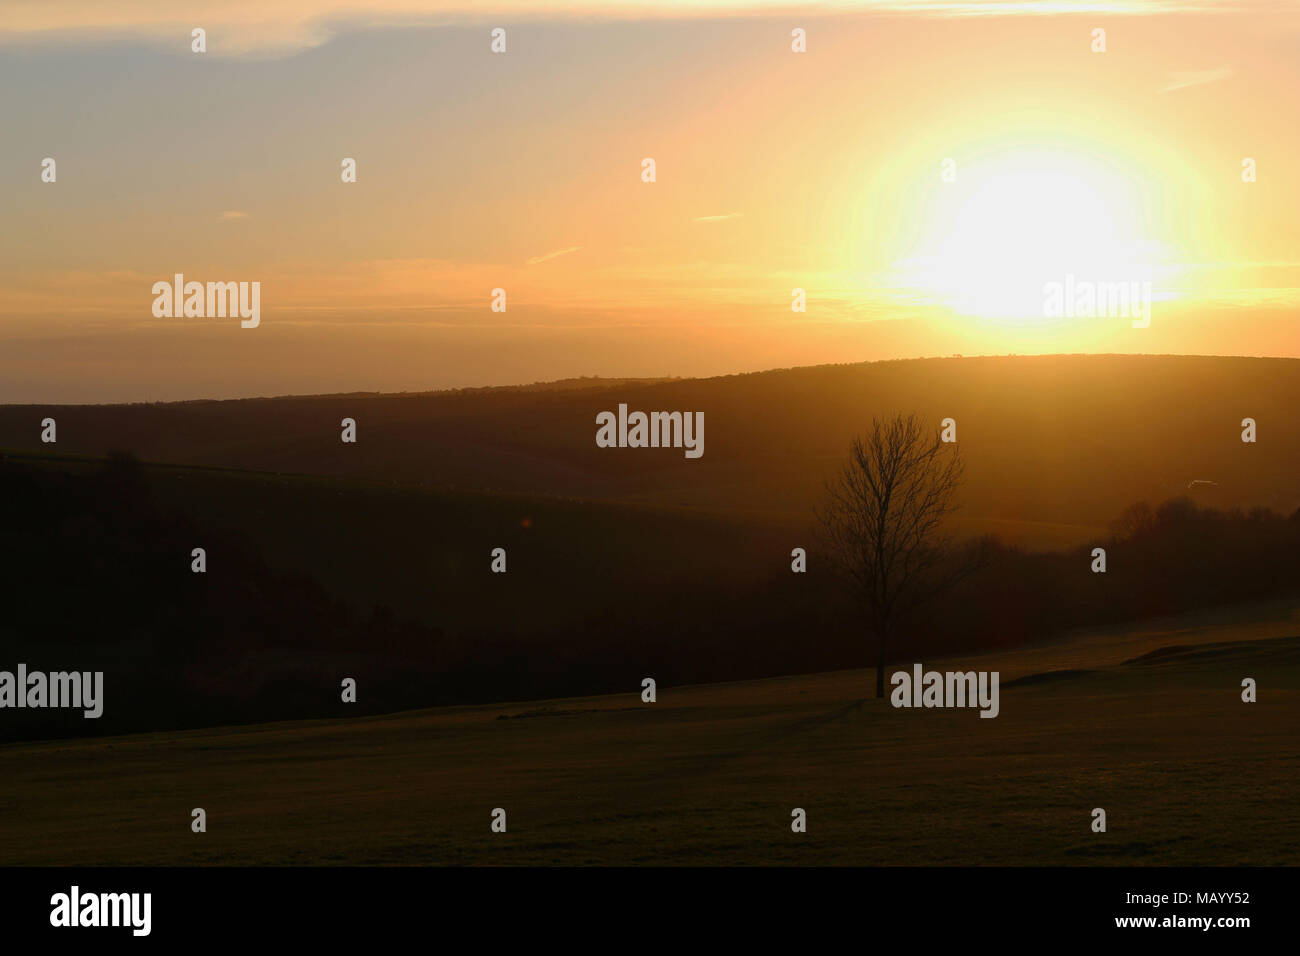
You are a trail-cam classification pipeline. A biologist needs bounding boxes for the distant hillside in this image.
[2,355,1296,546]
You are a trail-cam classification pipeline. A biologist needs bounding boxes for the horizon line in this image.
[5,351,1297,408]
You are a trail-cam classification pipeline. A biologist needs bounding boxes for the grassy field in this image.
[1,602,1297,866]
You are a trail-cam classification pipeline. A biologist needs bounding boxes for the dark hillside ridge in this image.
[3,355,1297,526]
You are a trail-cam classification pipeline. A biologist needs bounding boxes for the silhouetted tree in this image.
[818,414,981,697]
[1109,500,1155,541]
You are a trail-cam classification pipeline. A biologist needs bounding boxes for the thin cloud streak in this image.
[0,1,1241,58]
[1159,66,1233,92]
[526,246,582,265]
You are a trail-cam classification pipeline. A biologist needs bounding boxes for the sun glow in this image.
[894,148,1172,327]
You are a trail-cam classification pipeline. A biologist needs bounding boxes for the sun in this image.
[893,147,1167,326]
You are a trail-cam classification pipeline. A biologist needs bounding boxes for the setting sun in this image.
[893,146,1170,327]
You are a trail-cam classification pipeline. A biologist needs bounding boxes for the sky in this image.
[2,0,1298,402]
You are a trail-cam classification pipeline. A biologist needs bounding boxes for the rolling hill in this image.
[3,354,1298,549]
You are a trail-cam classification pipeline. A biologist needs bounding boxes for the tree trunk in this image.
[875,625,887,698]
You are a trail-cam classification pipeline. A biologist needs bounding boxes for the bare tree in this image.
[817,414,980,698]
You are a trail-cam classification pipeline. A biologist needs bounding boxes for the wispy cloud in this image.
[526,246,582,265]
[1159,66,1233,93]
[218,210,249,220]
[0,2,1241,59]
[693,213,742,223]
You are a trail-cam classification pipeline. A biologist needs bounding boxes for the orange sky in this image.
[2,1,1298,401]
